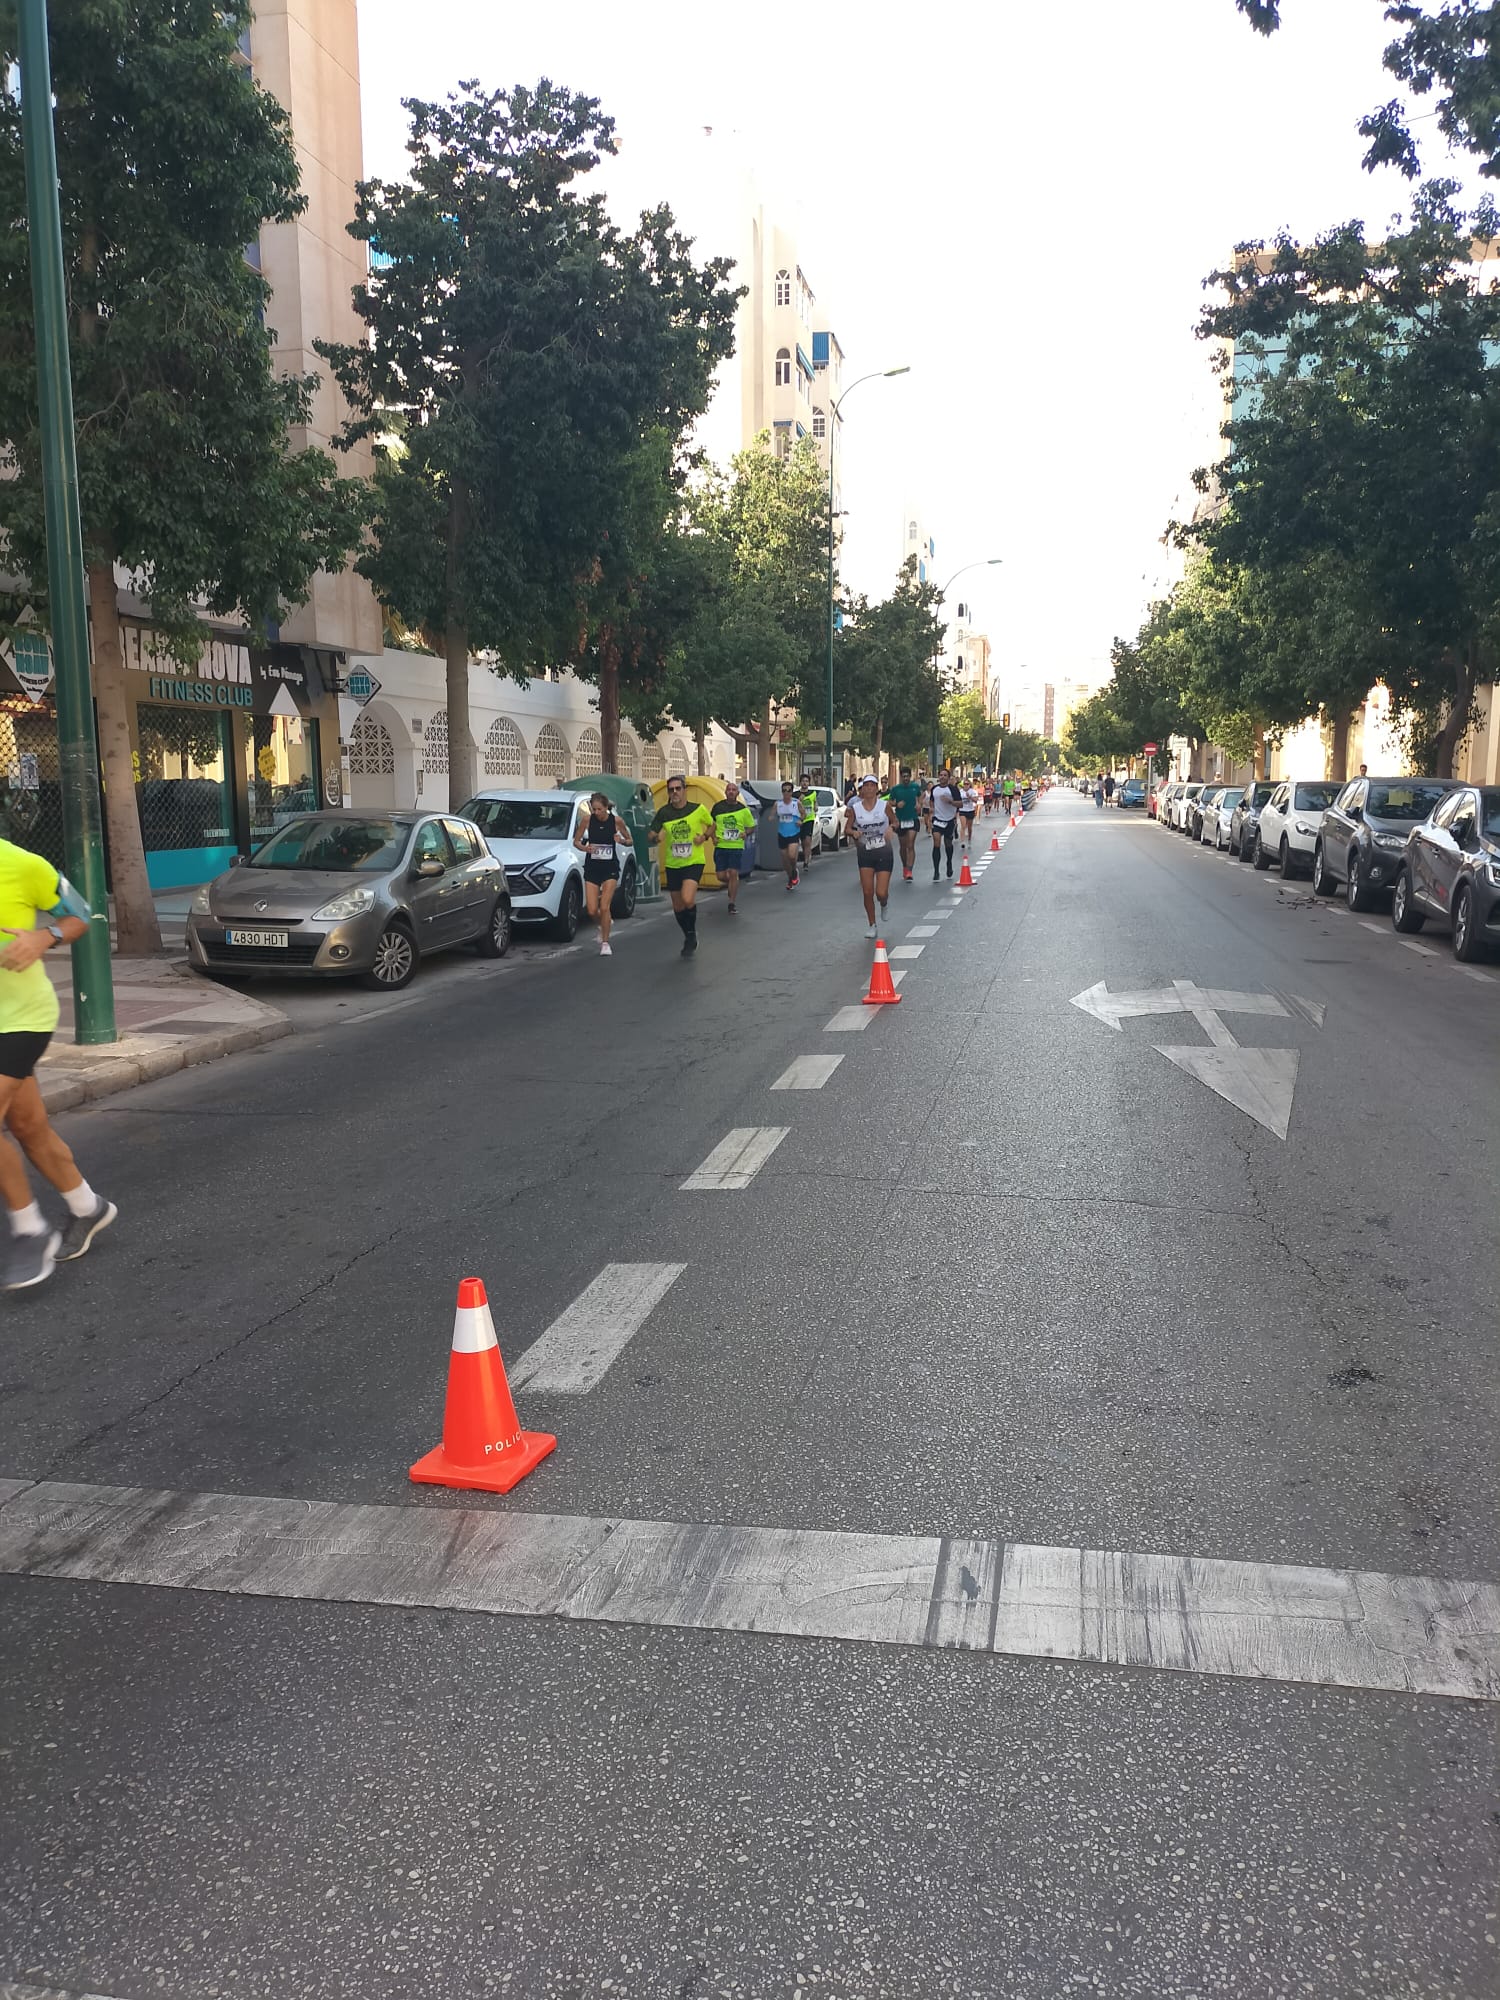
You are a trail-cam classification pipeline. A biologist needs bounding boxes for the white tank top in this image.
[851,798,891,851]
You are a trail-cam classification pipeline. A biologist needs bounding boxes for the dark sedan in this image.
[1391,784,1500,961]
[1229,778,1280,861]
[187,810,512,989]
[1311,776,1461,910]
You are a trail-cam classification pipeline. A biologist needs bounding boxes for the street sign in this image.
[1142,741,1158,755]
[346,666,381,707]
[1,627,53,703]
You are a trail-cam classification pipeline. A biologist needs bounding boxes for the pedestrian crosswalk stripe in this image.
[1,1479,1493,1703]
[681,1127,789,1190]
[771,1054,844,1089]
[824,1006,876,1032]
[509,1263,686,1396]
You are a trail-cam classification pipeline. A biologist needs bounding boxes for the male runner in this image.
[1002,773,1016,816]
[927,772,961,879]
[650,775,716,956]
[775,781,803,890]
[887,764,923,880]
[799,780,818,871]
[710,781,757,915]
[0,839,117,1289]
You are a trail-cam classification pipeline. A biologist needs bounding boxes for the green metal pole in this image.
[16,0,115,1044]
[825,452,836,790]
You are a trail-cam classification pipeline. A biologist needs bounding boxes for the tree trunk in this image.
[86,560,161,956]
[1256,726,1268,779]
[1328,706,1354,782]
[443,621,473,808]
[1430,642,1478,778]
[694,724,707,776]
[756,700,778,781]
[871,714,884,770]
[598,633,620,773]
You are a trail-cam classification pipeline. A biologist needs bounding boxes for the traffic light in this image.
[1001,712,1010,731]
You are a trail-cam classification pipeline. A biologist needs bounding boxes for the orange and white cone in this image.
[410,1278,556,1494]
[989,832,1000,851]
[958,855,975,887]
[1009,810,1017,829]
[862,938,902,1005]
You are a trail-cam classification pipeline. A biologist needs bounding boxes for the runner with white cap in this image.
[844,774,898,939]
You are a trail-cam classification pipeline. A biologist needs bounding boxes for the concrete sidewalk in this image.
[38,955,290,1111]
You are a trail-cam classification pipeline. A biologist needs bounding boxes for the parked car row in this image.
[1153,772,1500,962]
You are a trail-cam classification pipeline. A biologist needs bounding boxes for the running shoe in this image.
[681,935,698,956]
[3,1228,60,1291]
[599,942,612,956]
[903,868,913,880]
[57,1198,116,1262]
[879,899,888,921]
[864,922,877,939]
[727,903,737,915]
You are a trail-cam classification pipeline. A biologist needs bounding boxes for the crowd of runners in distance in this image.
[575,768,1049,960]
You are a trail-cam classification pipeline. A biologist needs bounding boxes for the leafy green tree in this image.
[0,0,367,952]
[320,80,737,800]
[834,557,947,764]
[997,728,1044,776]
[938,689,988,767]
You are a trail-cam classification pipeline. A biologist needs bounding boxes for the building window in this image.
[667,739,689,776]
[575,726,603,777]
[775,428,792,461]
[775,269,791,307]
[483,716,525,780]
[908,520,918,540]
[617,731,639,778]
[774,348,792,388]
[349,714,394,778]
[533,723,569,784]
[423,708,448,775]
[812,407,826,439]
[641,741,666,782]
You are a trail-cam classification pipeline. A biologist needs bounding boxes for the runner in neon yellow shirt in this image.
[650,776,717,957]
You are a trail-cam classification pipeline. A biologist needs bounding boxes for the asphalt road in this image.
[1,792,1496,2000]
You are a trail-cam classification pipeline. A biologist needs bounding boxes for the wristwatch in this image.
[44,922,66,946]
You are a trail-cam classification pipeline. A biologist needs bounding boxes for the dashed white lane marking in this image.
[889,969,907,988]
[888,944,925,959]
[1359,920,1385,934]
[1458,965,1494,982]
[1,1480,1493,1702]
[1399,940,1436,956]
[824,1006,876,1032]
[510,1264,686,1396]
[771,1054,844,1089]
[922,910,953,920]
[681,1126,789,1190]
[907,926,939,938]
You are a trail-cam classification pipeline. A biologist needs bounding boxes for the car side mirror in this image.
[414,858,445,879]
[230,853,246,867]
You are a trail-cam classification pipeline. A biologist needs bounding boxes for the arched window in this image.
[423,709,448,775]
[533,722,569,784]
[641,741,666,782]
[775,269,791,308]
[812,406,826,439]
[575,726,603,777]
[349,714,394,777]
[483,716,525,780]
[667,739,689,776]
[617,730,639,779]
[908,519,918,540]
[774,347,792,388]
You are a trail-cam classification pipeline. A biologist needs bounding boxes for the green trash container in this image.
[557,772,661,903]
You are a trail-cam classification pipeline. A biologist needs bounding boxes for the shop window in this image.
[617,731,639,779]
[136,706,234,874]
[484,716,525,779]
[247,713,320,846]
[641,741,666,782]
[533,723,569,784]
[575,726,603,777]
[423,709,448,775]
[0,700,64,871]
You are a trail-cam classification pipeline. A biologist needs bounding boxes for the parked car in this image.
[1158,781,1185,826]
[1252,778,1340,877]
[1200,786,1244,848]
[1311,775,1461,909]
[187,810,511,990]
[460,788,640,940]
[1171,782,1205,830]
[1229,778,1280,860]
[1118,778,1147,809]
[1186,785,1224,841]
[808,785,846,852]
[1391,783,1500,961]
[1147,778,1170,818]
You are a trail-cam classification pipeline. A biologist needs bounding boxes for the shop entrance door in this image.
[246,714,321,848]
[136,706,236,890]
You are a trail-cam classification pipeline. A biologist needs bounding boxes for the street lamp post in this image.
[825,366,908,791]
[931,558,1003,772]
[16,0,116,1044]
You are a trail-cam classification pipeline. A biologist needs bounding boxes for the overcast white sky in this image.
[356,0,1465,697]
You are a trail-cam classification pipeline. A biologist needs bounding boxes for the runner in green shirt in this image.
[887,765,923,881]
[710,781,756,916]
[650,775,717,957]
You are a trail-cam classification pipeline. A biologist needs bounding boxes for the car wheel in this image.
[1311,843,1336,895]
[1252,830,1271,871]
[1280,837,1299,881]
[551,876,583,942]
[612,864,637,920]
[1391,871,1425,934]
[361,921,417,990]
[475,896,512,957]
[1346,851,1374,911]
[1452,884,1483,962]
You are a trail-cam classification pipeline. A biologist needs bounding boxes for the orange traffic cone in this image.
[989,832,1000,851]
[958,855,975,887]
[863,938,902,1005]
[1009,811,1017,829]
[410,1278,556,1494]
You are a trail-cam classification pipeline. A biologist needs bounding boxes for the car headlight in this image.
[310,886,376,921]
[190,883,213,915]
[1293,820,1317,835]
[530,868,556,891]
[1486,858,1500,887]
[1373,832,1405,851]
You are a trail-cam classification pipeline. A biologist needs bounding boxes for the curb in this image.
[39,1014,293,1113]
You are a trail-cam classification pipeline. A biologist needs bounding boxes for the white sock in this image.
[9,1201,46,1238]
[62,1180,96,1218]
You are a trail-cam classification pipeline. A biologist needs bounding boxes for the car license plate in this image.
[225,928,288,948]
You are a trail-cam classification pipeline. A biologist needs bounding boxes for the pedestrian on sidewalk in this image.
[1093,773,1105,808]
[650,776,716,958]
[845,776,898,938]
[573,793,633,955]
[1104,772,1116,807]
[711,782,757,915]
[0,840,117,1290]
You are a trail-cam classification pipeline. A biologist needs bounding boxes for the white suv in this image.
[1252,779,1342,879]
[459,789,640,940]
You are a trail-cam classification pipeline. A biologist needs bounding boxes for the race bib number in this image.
[860,831,886,851]
[670,841,693,860]
[588,843,613,861]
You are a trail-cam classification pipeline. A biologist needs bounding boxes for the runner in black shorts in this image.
[650,776,716,957]
[573,792,632,956]
[845,775,898,937]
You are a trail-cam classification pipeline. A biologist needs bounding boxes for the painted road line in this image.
[922,910,953,920]
[889,969,907,988]
[0,1480,1494,1702]
[1359,920,1386,933]
[771,1054,844,1090]
[907,925,939,938]
[509,1263,686,1396]
[1400,941,1436,957]
[1,1985,129,2000]
[1458,965,1494,982]
[681,1126,789,1191]
[824,1006,876,1032]
[888,944,925,959]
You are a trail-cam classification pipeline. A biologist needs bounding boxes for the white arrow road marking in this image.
[1071,980,1295,1033]
[1156,1044,1300,1140]
[772,1054,844,1089]
[681,1127,789,1190]
[510,1263,686,1395]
